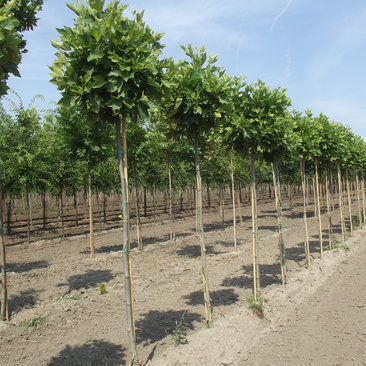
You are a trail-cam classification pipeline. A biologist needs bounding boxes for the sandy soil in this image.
[0,193,363,366]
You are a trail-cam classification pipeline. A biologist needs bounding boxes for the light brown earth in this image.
[0,192,365,366]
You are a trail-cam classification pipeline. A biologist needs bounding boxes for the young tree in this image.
[161,45,233,326]
[51,1,164,363]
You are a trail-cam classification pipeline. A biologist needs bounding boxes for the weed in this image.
[20,316,45,328]
[99,283,107,295]
[352,216,360,228]
[84,336,93,344]
[171,314,188,346]
[55,294,81,301]
[247,295,267,318]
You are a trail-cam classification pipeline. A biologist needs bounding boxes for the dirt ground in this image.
[0,193,363,366]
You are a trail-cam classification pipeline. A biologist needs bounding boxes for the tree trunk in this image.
[42,189,47,230]
[272,161,286,285]
[356,174,362,229]
[74,190,79,227]
[251,153,260,301]
[143,187,147,217]
[103,193,108,224]
[346,170,353,235]
[26,188,31,244]
[325,171,333,249]
[194,135,212,327]
[135,186,143,250]
[59,188,65,238]
[6,199,12,235]
[300,160,310,265]
[0,188,8,320]
[362,175,366,226]
[314,160,323,259]
[230,158,237,251]
[88,173,95,258]
[116,119,138,365]
[168,160,176,242]
[337,164,346,243]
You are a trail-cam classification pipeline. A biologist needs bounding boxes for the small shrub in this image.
[99,283,107,295]
[56,294,81,301]
[21,316,45,328]
[172,314,188,346]
[247,295,267,318]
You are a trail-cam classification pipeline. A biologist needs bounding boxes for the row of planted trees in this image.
[1,0,366,364]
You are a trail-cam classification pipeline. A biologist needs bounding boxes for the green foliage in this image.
[171,314,188,346]
[0,0,43,96]
[51,0,164,124]
[98,283,107,295]
[161,44,233,141]
[20,315,45,328]
[247,295,267,318]
[55,294,81,301]
[226,80,292,159]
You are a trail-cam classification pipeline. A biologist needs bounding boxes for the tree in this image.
[161,45,233,326]
[226,80,291,298]
[51,1,164,363]
[0,0,43,95]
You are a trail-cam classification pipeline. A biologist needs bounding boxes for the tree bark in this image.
[88,173,95,258]
[315,160,323,259]
[116,119,139,365]
[300,160,311,265]
[0,187,8,320]
[194,135,212,326]
[230,158,237,251]
[272,161,286,285]
[251,153,260,301]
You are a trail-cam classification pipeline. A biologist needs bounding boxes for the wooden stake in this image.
[230,157,237,251]
[194,136,212,327]
[251,153,260,300]
[315,160,323,259]
[337,164,346,243]
[116,119,139,365]
[272,161,286,284]
[300,160,311,265]
[88,173,95,258]
[346,170,353,235]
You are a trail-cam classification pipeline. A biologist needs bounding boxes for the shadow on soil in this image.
[8,289,41,316]
[7,260,49,273]
[175,244,221,258]
[136,310,202,346]
[47,340,126,366]
[183,288,239,307]
[221,264,282,289]
[57,270,115,291]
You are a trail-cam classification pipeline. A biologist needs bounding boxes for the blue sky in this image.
[7,0,366,138]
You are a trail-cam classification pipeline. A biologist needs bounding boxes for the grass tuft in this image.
[247,295,267,318]
[20,316,45,328]
[171,314,188,346]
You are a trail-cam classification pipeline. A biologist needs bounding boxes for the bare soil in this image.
[0,193,363,366]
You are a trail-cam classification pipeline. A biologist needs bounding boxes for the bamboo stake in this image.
[356,174,362,229]
[250,153,260,300]
[272,161,286,284]
[116,119,139,365]
[300,160,311,265]
[194,136,212,326]
[315,160,323,259]
[325,171,333,249]
[346,170,353,235]
[337,164,346,243]
[88,173,95,258]
[135,187,143,250]
[168,160,176,242]
[362,176,366,225]
[230,158,237,251]
[0,189,8,320]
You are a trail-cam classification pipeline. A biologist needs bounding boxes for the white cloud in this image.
[270,0,292,32]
